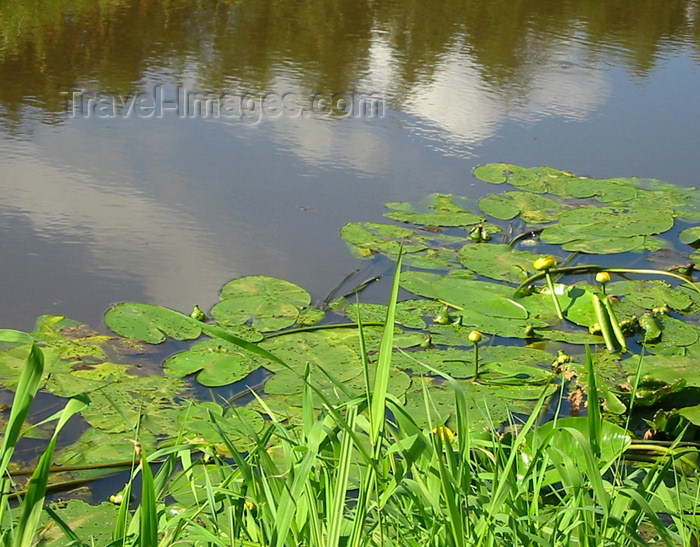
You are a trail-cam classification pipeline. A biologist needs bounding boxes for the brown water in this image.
[1,0,700,330]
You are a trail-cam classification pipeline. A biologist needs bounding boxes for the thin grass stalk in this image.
[420,384,463,547]
[112,479,133,544]
[270,421,323,546]
[350,250,403,547]
[327,404,358,547]
[475,388,551,546]
[584,346,602,460]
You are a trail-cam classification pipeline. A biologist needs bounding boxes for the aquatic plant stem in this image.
[467,330,483,379]
[517,266,700,295]
[602,296,627,352]
[592,293,616,351]
[263,322,383,339]
[544,271,564,320]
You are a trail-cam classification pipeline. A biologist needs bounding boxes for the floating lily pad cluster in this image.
[0,315,266,464]
[3,163,700,465]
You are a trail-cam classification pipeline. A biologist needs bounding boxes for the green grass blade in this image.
[369,248,402,447]
[13,395,88,547]
[0,343,44,530]
[137,443,159,547]
[584,345,602,460]
[327,404,358,547]
[0,343,44,479]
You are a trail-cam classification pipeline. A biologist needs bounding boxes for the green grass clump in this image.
[1,262,700,546]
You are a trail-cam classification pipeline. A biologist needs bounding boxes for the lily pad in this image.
[607,280,692,312]
[458,243,550,283]
[104,302,202,344]
[564,177,638,203]
[404,379,555,430]
[393,346,553,383]
[629,355,700,389]
[400,272,529,320]
[530,417,630,471]
[478,191,561,223]
[164,338,262,387]
[340,222,426,259]
[79,374,187,434]
[56,427,158,465]
[211,276,310,332]
[559,235,664,254]
[345,302,426,329]
[473,163,547,192]
[45,361,135,397]
[385,193,483,227]
[36,500,119,546]
[259,331,361,374]
[177,401,265,444]
[677,404,700,426]
[540,206,674,254]
[679,226,700,245]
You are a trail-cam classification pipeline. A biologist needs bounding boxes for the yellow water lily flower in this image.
[595,271,611,284]
[467,330,483,343]
[533,256,557,271]
[431,426,456,441]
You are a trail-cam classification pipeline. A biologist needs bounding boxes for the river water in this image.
[1,0,700,331]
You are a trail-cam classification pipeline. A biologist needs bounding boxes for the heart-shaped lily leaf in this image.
[211,275,311,332]
[104,302,202,344]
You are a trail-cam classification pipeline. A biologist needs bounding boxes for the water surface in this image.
[1,0,699,330]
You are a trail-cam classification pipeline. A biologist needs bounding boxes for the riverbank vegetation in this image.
[2,164,700,544]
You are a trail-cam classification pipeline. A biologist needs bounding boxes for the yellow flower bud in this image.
[533,256,557,271]
[595,271,611,284]
[467,330,483,343]
[431,426,456,441]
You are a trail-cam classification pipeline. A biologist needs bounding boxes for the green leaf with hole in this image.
[104,302,202,344]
